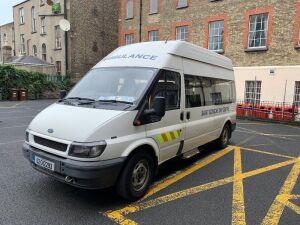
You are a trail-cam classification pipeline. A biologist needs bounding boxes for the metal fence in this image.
[236,100,300,123]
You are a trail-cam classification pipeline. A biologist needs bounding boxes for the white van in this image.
[23,41,236,200]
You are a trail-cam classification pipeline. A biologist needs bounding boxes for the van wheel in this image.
[116,152,154,201]
[216,124,231,149]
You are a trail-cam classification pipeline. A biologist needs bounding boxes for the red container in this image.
[236,104,244,117]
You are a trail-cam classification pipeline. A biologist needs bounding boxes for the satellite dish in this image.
[47,0,54,6]
[59,19,71,32]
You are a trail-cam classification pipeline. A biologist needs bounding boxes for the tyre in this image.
[116,151,154,201]
[216,124,231,149]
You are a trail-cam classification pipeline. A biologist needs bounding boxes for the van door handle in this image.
[186,112,191,120]
[180,112,184,121]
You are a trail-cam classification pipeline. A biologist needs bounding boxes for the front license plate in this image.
[33,155,55,171]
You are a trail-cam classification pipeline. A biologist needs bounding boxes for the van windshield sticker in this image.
[103,54,158,61]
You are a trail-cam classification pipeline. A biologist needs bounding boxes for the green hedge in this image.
[0,65,71,100]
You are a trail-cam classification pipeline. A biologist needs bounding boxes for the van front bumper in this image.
[22,143,126,189]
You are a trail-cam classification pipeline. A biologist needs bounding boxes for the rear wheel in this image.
[216,124,231,149]
[116,152,154,201]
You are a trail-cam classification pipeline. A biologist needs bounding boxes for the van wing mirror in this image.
[144,96,166,117]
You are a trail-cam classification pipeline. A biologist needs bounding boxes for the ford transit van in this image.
[23,41,236,200]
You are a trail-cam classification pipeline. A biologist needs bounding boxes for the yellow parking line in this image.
[142,146,234,200]
[262,158,300,225]
[285,200,300,215]
[232,147,246,225]
[104,150,298,225]
[241,147,295,159]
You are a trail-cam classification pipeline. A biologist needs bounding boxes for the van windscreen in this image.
[67,67,157,104]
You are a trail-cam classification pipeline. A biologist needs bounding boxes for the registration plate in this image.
[33,155,55,171]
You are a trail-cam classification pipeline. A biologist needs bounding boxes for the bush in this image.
[0,65,70,100]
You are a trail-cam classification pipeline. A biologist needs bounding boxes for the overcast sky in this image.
[0,0,24,25]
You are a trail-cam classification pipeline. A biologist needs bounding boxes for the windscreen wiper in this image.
[97,99,133,105]
[64,97,96,102]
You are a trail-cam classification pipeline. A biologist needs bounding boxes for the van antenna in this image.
[165,37,169,44]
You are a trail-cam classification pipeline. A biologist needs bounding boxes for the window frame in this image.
[208,20,225,52]
[244,80,262,105]
[148,70,181,111]
[148,30,159,42]
[20,34,25,54]
[32,45,37,57]
[149,0,159,14]
[55,26,62,49]
[41,43,47,61]
[177,0,189,9]
[125,33,134,45]
[41,17,46,35]
[172,21,192,42]
[31,7,36,33]
[56,61,62,75]
[19,7,25,25]
[247,13,269,49]
[294,82,300,107]
[126,0,134,19]
[244,7,274,51]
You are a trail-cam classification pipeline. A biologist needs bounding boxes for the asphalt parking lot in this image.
[0,100,300,225]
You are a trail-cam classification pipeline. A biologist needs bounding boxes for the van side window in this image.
[185,75,234,106]
[184,75,204,108]
[149,70,181,110]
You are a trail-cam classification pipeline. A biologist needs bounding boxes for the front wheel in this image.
[216,124,231,149]
[116,152,154,201]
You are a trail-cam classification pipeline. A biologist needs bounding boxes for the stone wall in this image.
[67,0,119,82]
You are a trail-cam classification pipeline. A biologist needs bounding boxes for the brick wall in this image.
[68,0,119,82]
[119,0,300,67]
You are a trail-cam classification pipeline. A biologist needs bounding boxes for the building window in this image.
[245,81,262,105]
[177,0,188,8]
[150,0,158,14]
[148,30,159,41]
[56,61,62,75]
[3,33,7,44]
[294,82,300,107]
[20,35,25,54]
[55,26,62,49]
[208,20,224,52]
[41,17,46,35]
[19,8,25,24]
[176,26,188,41]
[125,34,134,45]
[126,0,133,18]
[32,45,37,56]
[40,0,45,6]
[298,30,300,46]
[42,44,47,61]
[31,7,36,32]
[248,13,268,48]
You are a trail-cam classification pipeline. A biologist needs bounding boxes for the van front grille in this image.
[34,136,68,152]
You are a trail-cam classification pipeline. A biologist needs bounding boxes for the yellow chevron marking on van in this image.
[156,130,181,144]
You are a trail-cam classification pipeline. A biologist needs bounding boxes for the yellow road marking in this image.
[284,199,300,215]
[232,147,246,225]
[143,146,233,199]
[104,148,298,225]
[241,147,295,159]
[262,159,300,225]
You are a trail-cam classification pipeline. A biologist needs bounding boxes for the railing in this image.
[236,100,300,123]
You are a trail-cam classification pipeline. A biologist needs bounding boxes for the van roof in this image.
[94,41,233,71]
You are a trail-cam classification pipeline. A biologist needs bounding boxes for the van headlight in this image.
[69,141,107,158]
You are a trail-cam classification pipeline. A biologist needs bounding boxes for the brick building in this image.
[0,22,15,63]
[12,0,118,79]
[118,0,300,105]
[13,0,66,75]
